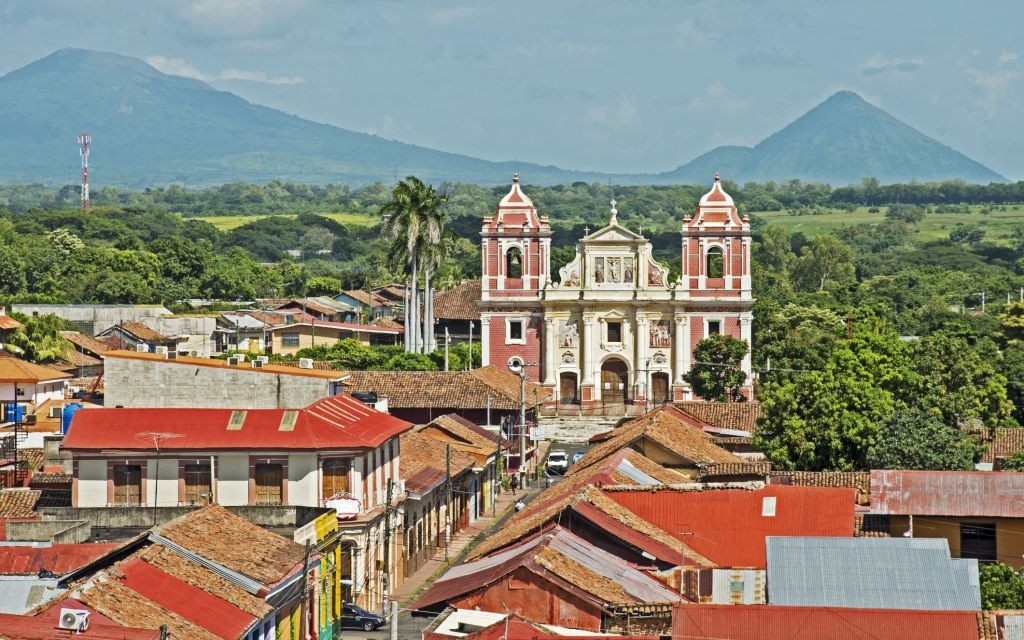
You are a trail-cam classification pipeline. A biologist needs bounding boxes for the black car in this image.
[340,604,386,631]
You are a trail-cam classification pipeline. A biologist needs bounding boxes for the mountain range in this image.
[0,48,1006,187]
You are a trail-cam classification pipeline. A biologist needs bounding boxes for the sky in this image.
[1,0,1022,179]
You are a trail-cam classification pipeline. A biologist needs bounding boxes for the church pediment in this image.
[583,223,645,244]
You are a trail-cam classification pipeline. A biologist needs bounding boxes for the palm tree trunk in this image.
[410,253,419,354]
[403,284,410,351]
[424,269,433,353]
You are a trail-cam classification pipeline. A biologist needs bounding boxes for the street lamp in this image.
[508,358,528,489]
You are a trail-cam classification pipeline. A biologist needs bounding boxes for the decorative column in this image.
[581,315,594,386]
[480,316,491,366]
[673,314,688,384]
[740,315,753,380]
[543,317,556,386]
[634,315,648,400]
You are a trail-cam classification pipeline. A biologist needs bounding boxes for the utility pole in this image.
[468,321,474,370]
[445,445,452,561]
[382,478,394,614]
[977,292,987,314]
[444,327,450,371]
[518,372,527,489]
[299,540,311,639]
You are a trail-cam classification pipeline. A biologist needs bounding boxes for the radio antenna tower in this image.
[77,132,91,209]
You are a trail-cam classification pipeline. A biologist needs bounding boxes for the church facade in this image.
[479,173,753,409]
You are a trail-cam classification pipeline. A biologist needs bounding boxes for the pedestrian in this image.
[515,499,526,512]
[509,474,519,495]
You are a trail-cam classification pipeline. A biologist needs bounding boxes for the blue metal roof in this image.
[765,537,981,610]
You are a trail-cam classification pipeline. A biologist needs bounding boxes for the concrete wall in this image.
[288,454,318,506]
[146,458,179,507]
[218,454,250,506]
[40,505,331,529]
[141,316,219,357]
[11,304,171,336]
[103,355,332,409]
[77,459,107,507]
[6,519,90,543]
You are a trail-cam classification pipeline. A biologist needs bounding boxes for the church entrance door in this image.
[651,372,670,405]
[559,372,578,405]
[601,359,629,405]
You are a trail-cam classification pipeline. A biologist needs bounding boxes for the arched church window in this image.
[706,246,724,278]
[506,247,523,279]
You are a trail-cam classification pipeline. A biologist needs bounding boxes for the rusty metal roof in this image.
[871,470,1024,517]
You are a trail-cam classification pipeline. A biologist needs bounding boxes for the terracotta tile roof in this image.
[156,505,305,586]
[568,406,746,477]
[344,290,393,308]
[59,331,112,357]
[114,322,170,343]
[29,472,72,486]
[0,314,23,331]
[432,281,481,321]
[73,571,216,640]
[710,435,753,445]
[984,428,1024,464]
[770,471,871,505]
[0,357,71,383]
[370,317,403,329]
[414,527,679,612]
[855,514,891,538]
[135,545,271,619]
[0,490,41,517]
[58,350,103,370]
[279,297,351,317]
[675,401,762,432]
[242,310,291,326]
[699,461,771,479]
[16,449,45,473]
[423,414,507,450]
[346,366,549,411]
[372,284,406,302]
[400,431,476,494]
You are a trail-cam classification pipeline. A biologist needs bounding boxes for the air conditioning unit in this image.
[189,351,201,357]
[256,356,270,365]
[135,344,150,353]
[154,346,169,355]
[298,358,314,369]
[58,608,90,632]
[227,356,241,366]
[49,405,63,418]
[167,352,178,360]
[251,360,264,368]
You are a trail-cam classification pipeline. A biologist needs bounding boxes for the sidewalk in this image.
[392,448,551,607]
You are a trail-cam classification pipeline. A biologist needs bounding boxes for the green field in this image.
[191,212,377,231]
[752,205,1024,244]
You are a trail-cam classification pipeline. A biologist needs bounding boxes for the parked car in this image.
[572,451,585,464]
[340,604,386,631]
[547,450,569,474]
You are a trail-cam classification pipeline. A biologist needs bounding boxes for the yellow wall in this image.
[272,327,369,356]
[888,515,1024,568]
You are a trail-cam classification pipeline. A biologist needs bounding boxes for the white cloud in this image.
[585,96,639,128]
[147,55,304,86]
[687,81,747,112]
[967,53,1021,118]
[861,56,923,76]
[999,51,1018,65]
[220,68,305,85]
[428,6,478,26]
[145,55,211,81]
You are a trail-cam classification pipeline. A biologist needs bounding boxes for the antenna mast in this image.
[78,132,91,209]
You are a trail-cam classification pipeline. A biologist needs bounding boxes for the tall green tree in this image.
[5,314,72,363]
[791,234,856,293]
[684,334,748,402]
[380,176,448,354]
[867,408,983,470]
[980,563,1024,610]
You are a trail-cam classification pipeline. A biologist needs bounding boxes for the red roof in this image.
[0,543,119,575]
[0,613,159,640]
[872,469,1024,517]
[118,557,256,639]
[672,603,981,640]
[606,485,856,568]
[62,394,413,452]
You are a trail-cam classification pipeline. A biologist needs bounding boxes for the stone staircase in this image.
[539,415,625,443]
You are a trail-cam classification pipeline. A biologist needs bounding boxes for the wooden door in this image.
[113,464,142,506]
[184,464,212,505]
[559,373,578,404]
[322,458,351,501]
[651,373,670,405]
[601,359,628,404]
[254,463,283,505]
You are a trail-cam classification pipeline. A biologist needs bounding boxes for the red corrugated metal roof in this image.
[118,557,256,639]
[570,501,684,565]
[606,485,856,568]
[872,469,1024,517]
[0,543,119,576]
[62,394,413,451]
[672,603,981,640]
[0,613,159,640]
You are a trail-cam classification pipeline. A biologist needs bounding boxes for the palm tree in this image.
[380,177,448,354]
[5,314,72,363]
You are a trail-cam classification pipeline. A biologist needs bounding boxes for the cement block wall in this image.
[104,356,332,409]
[41,505,331,529]
[11,304,171,335]
[7,519,91,543]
